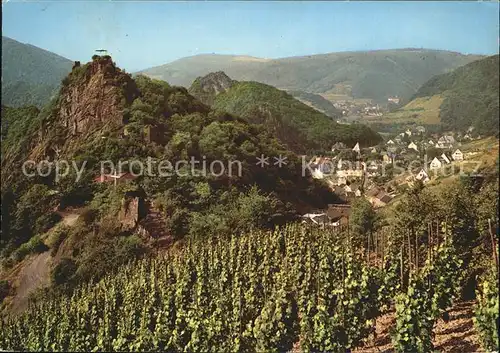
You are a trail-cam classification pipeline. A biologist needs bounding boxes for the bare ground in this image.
[6,252,52,314]
[354,301,483,353]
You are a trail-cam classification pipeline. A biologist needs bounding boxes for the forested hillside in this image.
[1,56,338,288]
[413,55,499,135]
[190,76,381,153]
[140,49,482,102]
[288,90,342,118]
[1,37,73,107]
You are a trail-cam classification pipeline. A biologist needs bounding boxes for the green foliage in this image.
[289,90,342,118]
[51,258,78,286]
[2,36,72,107]
[392,279,435,353]
[11,235,49,263]
[414,55,499,136]
[0,280,10,303]
[349,198,377,247]
[213,81,381,152]
[474,266,499,351]
[0,225,379,352]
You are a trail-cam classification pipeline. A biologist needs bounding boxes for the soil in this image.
[353,301,483,353]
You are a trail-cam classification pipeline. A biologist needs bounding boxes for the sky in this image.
[2,1,499,72]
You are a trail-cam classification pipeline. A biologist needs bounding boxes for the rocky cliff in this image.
[30,55,139,161]
[188,71,235,106]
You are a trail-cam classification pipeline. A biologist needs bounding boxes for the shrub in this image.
[51,258,77,286]
[474,267,499,351]
[12,235,49,263]
[0,280,10,302]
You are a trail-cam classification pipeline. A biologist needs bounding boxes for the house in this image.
[331,142,346,152]
[416,126,426,134]
[352,142,361,154]
[387,146,398,153]
[345,182,362,197]
[428,139,435,146]
[463,134,472,141]
[416,169,430,183]
[441,153,451,164]
[382,153,393,164]
[437,135,455,149]
[371,147,378,154]
[388,96,400,104]
[452,149,464,161]
[429,157,442,170]
[386,139,395,145]
[394,137,402,144]
[302,213,330,226]
[337,176,347,186]
[405,129,412,136]
[366,187,392,208]
[336,169,363,178]
[326,204,351,226]
[408,141,419,152]
[366,161,379,171]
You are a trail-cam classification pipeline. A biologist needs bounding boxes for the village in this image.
[302,125,482,227]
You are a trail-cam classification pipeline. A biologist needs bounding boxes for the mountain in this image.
[412,54,499,135]
[139,49,483,103]
[188,72,381,153]
[1,36,73,107]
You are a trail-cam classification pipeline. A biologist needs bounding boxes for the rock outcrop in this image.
[30,55,138,161]
[188,71,235,106]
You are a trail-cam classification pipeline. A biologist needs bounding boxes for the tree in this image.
[349,198,378,248]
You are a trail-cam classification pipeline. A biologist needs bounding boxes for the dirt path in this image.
[7,252,52,314]
[354,301,483,353]
[55,208,82,226]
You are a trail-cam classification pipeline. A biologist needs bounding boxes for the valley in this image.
[0,2,499,352]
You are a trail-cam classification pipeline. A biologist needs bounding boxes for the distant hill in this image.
[412,54,499,135]
[189,72,381,153]
[369,55,499,135]
[139,49,482,102]
[1,36,73,107]
[288,90,342,118]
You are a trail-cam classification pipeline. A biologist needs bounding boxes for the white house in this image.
[352,142,361,154]
[441,153,451,164]
[408,141,419,152]
[371,147,378,154]
[386,139,395,145]
[428,139,435,146]
[416,169,430,183]
[452,149,464,161]
[430,157,442,170]
[405,129,412,136]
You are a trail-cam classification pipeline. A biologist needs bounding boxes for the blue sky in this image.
[2,1,499,72]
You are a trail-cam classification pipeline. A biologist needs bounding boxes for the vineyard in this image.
[1,221,498,352]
